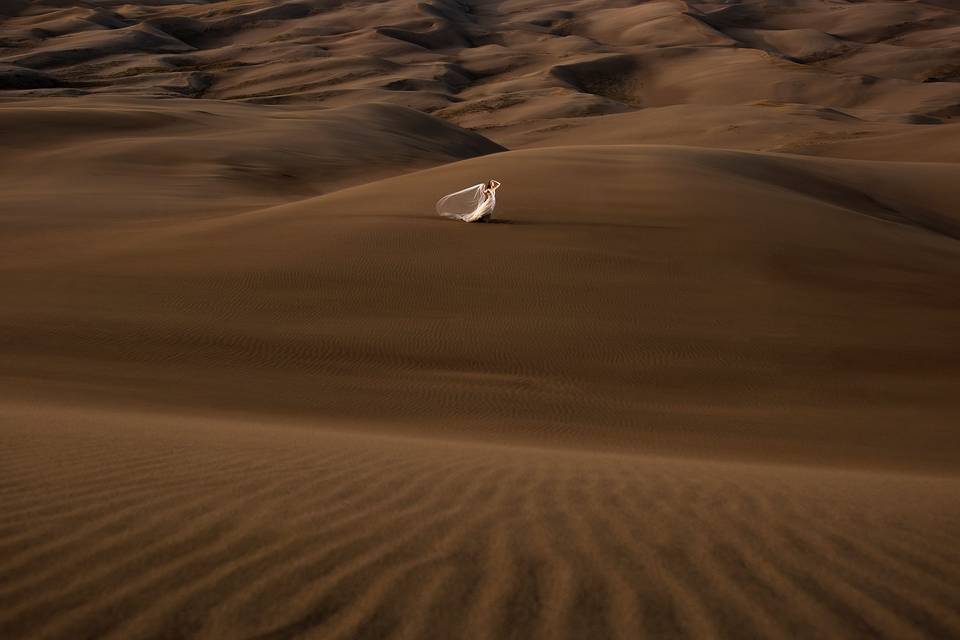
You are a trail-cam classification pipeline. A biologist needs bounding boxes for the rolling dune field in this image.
[2,0,960,638]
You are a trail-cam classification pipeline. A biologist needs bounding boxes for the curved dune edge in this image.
[149,143,960,237]
[4,145,960,472]
[1,404,959,640]
[0,98,504,232]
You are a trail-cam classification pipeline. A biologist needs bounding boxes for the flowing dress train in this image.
[436,183,497,222]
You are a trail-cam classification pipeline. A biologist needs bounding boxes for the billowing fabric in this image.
[436,182,498,222]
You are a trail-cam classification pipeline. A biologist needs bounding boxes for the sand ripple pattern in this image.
[2,408,958,640]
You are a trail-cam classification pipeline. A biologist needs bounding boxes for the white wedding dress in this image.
[436,183,498,222]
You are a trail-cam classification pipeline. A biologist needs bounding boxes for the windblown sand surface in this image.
[3,405,960,640]
[2,0,960,638]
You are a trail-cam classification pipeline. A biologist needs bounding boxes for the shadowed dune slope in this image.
[4,145,959,470]
[1,405,958,640]
[0,97,503,228]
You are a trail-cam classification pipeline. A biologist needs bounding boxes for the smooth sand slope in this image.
[5,144,960,468]
[2,0,960,638]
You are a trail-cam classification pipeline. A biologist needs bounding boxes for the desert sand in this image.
[1,0,959,638]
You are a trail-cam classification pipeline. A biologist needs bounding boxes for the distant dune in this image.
[2,0,959,638]
[0,98,502,229]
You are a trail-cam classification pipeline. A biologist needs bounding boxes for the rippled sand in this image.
[2,1,960,638]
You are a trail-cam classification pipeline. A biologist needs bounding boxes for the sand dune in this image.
[0,97,502,231]
[2,405,959,640]
[5,144,960,469]
[497,103,960,160]
[2,0,960,638]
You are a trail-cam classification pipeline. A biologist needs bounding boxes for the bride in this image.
[436,180,501,222]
